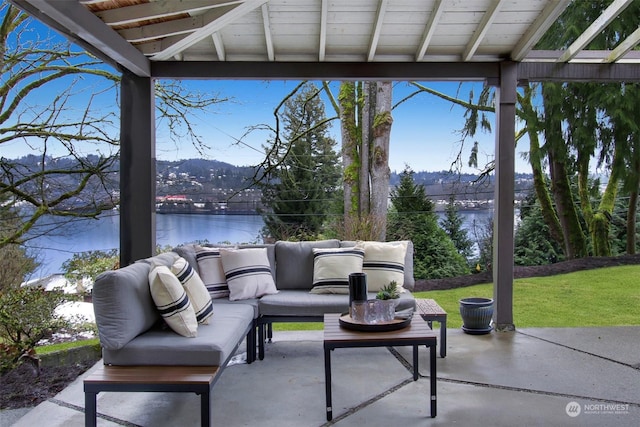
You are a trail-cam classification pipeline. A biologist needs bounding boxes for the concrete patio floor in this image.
[5,325,640,427]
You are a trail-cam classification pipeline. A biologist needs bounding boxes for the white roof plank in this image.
[118,14,206,43]
[557,0,635,63]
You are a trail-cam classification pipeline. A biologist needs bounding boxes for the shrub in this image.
[0,287,73,372]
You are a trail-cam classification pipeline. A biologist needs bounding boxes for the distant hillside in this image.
[6,156,533,209]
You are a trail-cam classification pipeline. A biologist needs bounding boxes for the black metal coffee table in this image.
[323,312,438,421]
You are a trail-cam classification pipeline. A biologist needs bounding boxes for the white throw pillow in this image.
[359,240,408,292]
[219,248,278,301]
[148,265,197,337]
[171,255,214,324]
[310,246,365,294]
[195,245,230,299]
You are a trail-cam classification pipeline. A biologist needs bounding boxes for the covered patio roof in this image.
[10,0,640,330]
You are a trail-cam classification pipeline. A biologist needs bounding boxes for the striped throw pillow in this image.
[219,248,278,301]
[359,241,408,292]
[195,246,230,299]
[171,256,214,324]
[310,246,365,294]
[148,265,197,337]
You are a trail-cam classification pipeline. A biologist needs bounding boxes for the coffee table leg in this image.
[413,345,419,380]
[430,344,437,417]
[324,345,333,421]
[440,318,447,358]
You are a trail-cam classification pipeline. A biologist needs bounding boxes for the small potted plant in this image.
[375,281,399,321]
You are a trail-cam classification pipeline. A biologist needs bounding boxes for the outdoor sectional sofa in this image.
[88,239,416,425]
[92,238,416,365]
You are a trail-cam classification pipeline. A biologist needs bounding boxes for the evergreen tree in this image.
[440,195,474,260]
[261,83,340,240]
[514,192,564,266]
[387,167,468,279]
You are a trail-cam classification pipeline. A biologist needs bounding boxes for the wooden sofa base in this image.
[84,365,220,427]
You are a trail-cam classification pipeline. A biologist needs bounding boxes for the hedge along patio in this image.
[10,0,640,330]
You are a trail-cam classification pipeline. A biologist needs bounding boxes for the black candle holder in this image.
[348,272,368,316]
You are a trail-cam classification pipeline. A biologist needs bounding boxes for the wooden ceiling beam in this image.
[463,0,503,61]
[151,0,267,61]
[367,0,388,62]
[319,0,328,61]
[605,26,640,63]
[557,0,635,63]
[96,0,242,26]
[260,3,275,61]
[511,0,571,61]
[416,0,445,62]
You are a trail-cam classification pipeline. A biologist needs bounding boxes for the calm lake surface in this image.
[27,211,492,277]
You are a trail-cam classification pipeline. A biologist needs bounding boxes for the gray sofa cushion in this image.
[275,239,339,290]
[102,303,254,366]
[93,261,160,350]
[258,290,415,317]
[341,240,415,291]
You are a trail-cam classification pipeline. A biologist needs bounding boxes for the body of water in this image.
[26,211,493,277]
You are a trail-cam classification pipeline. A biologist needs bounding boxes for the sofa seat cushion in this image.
[102,304,254,366]
[213,297,260,319]
[258,290,415,317]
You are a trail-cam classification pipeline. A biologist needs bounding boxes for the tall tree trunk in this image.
[370,81,392,241]
[520,87,566,251]
[369,82,393,241]
[360,82,372,216]
[627,135,640,254]
[627,189,638,254]
[339,82,358,216]
[592,135,623,256]
[543,83,588,259]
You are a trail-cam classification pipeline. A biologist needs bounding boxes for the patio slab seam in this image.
[319,377,414,427]
[433,375,640,408]
[47,397,140,427]
[517,330,640,370]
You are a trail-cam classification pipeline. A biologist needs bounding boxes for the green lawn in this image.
[414,264,640,328]
[274,265,640,331]
[36,338,100,355]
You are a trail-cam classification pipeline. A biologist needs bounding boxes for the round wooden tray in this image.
[338,313,412,332]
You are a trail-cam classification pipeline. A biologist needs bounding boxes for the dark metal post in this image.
[492,61,517,331]
[120,72,156,266]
